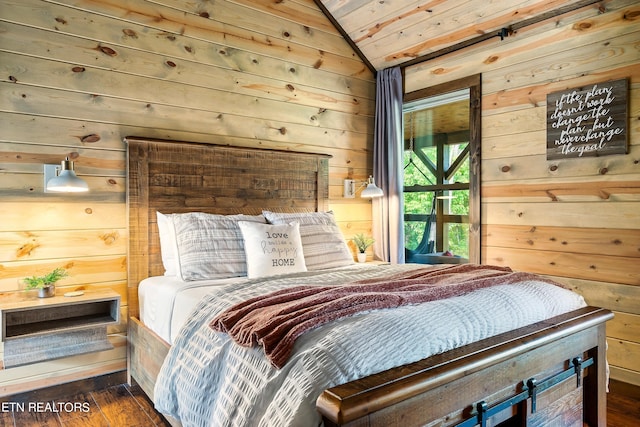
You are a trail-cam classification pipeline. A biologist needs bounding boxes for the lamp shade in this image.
[360,176,383,198]
[45,158,89,193]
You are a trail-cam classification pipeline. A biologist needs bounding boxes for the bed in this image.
[125,137,612,427]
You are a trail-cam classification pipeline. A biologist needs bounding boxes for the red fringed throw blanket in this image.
[210,264,558,368]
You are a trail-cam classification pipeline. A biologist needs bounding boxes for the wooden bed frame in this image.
[125,137,612,427]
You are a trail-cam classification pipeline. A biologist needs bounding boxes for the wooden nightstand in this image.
[0,290,120,368]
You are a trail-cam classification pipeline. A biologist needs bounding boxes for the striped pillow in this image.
[262,211,354,270]
[170,212,266,281]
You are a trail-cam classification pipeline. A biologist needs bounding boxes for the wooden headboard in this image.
[125,137,331,317]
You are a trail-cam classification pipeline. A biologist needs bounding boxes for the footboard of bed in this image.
[128,316,171,401]
[317,306,612,427]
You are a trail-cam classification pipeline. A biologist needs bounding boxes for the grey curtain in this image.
[373,67,404,264]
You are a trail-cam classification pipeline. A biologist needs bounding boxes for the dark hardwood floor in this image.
[607,379,640,427]
[0,373,170,427]
[0,376,638,426]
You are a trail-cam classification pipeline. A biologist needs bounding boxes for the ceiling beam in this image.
[312,0,377,76]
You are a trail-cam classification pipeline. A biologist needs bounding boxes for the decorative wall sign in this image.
[547,78,628,160]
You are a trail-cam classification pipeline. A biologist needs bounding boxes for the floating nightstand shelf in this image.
[0,290,120,368]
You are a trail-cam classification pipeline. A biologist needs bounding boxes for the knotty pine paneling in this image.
[0,0,375,394]
[609,339,640,377]
[404,0,639,92]
[482,224,640,258]
[0,229,127,261]
[483,246,638,286]
[483,201,639,229]
[559,277,639,315]
[483,180,640,202]
[608,312,640,348]
[323,0,596,71]
[560,276,640,381]
[405,0,640,385]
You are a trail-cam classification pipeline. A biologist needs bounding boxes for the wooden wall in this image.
[404,0,640,386]
[0,0,375,395]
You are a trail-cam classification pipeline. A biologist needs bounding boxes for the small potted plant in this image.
[22,267,68,298]
[352,233,375,263]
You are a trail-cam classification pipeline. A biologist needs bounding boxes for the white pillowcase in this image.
[157,212,266,281]
[157,212,179,277]
[262,211,354,270]
[238,221,307,279]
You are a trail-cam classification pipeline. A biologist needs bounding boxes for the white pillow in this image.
[156,212,179,277]
[238,221,307,279]
[262,211,354,270]
[170,212,266,281]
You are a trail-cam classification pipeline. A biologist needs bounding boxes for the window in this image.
[402,76,481,264]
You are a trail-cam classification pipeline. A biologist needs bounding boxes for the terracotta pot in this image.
[38,284,55,298]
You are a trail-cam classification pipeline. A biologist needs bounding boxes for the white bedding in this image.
[139,275,248,344]
[152,264,587,427]
[139,264,373,344]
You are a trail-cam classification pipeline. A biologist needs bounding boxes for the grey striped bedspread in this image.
[153,263,586,426]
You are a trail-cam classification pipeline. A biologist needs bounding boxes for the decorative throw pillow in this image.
[170,212,267,281]
[262,211,354,270]
[238,221,307,279]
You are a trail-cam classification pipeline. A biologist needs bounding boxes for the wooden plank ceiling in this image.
[316,0,601,71]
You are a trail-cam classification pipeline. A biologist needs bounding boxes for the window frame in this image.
[403,74,481,263]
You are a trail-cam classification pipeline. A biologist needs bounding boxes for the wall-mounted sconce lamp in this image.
[343,176,383,199]
[44,157,89,193]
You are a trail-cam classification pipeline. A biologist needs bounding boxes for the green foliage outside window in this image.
[403,144,470,258]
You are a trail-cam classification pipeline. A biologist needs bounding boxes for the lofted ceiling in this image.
[315,0,602,72]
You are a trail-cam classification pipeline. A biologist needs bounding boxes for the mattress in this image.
[138,264,374,344]
[139,275,248,344]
